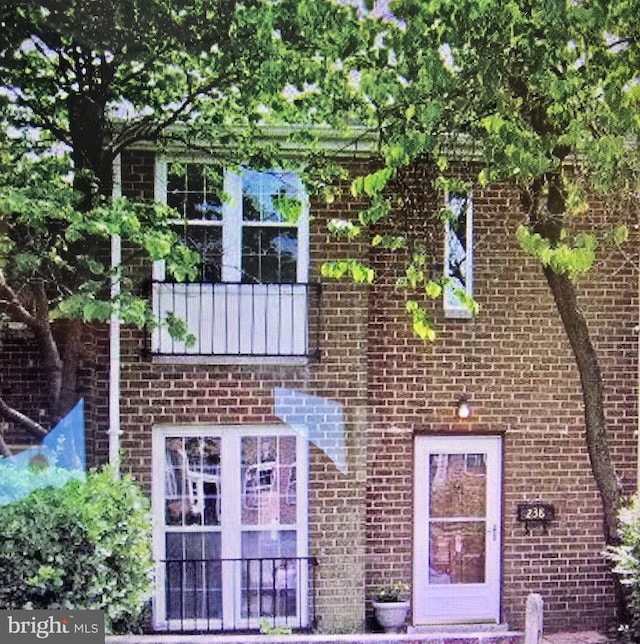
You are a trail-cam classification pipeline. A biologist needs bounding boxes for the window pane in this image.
[167,193,186,213]
[240,530,298,619]
[167,165,186,194]
[429,453,486,518]
[428,521,485,585]
[241,169,304,223]
[241,530,297,559]
[165,436,222,526]
[447,194,468,289]
[174,225,223,283]
[241,228,298,284]
[186,163,204,193]
[444,190,473,317]
[167,162,223,222]
[241,436,297,525]
[165,532,222,620]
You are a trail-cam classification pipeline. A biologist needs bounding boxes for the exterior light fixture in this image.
[457,396,471,419]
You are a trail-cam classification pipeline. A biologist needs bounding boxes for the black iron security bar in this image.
[150,282,321,359]
[159,556,317,633]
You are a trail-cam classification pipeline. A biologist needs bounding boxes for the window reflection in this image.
[429,453,486,518]
[428,452,487,585]
[242,228,298,284]
[165,437,221,527]
[429,522,486,585]
[446,193,468,290]
[241,436,297,526]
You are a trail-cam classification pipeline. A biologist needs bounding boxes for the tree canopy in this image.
[0,0,344,437]
[0,0,337,193]
[313,0,640,554]
[2,0,640,563]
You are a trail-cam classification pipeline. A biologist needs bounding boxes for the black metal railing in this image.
[151,282,321,358]
[157,556,317,633]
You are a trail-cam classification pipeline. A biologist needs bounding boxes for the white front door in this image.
[413,435,502,624]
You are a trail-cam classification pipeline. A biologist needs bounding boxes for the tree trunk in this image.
[528,173,623,545]
[528,171,626,617]
[54,319,84,422]
[543,266,623,546]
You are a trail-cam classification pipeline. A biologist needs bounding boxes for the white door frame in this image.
[413,434,502,625]
[151,425,309,631]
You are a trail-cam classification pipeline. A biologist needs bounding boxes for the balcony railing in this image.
[151,282,320,359]
[155,556,317,633]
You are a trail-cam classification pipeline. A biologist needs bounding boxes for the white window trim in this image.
[443,188,474,319]
[153,157,309,284]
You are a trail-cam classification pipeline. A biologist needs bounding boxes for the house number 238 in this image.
[524,506,547,520]
[517,503,555,524]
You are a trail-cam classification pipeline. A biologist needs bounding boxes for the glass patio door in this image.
[152,426,308,631]
[413,435,502,624]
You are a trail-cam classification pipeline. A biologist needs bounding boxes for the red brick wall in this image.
[0,326,49,447]
[0,322,107,466]
[2,150,637,634]
[113,151,371,632]
[365,166,638,632]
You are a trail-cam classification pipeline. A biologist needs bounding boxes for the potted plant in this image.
[372,581,411,633]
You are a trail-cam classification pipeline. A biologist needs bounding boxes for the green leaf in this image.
[612,225,629,245]
[425,280,442,299]
[273,195,303,224]
[362,168,393,197]
[405,300,436,342]
[371,234,406,250]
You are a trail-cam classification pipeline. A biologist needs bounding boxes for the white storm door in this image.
[413,435,502,624]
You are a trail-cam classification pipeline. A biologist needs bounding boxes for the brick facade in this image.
[2,151,637,634]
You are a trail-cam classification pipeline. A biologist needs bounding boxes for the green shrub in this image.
[605,493,640,641]
[0,466,153,633]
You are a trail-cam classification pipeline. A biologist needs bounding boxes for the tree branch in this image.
[0,273,63,415]
[0,431,13,458]
[0,395,48,439]
[112,71,234,156]
[11,95,72,146]
[0,270,40,329]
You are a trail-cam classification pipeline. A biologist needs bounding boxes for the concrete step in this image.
[107,629,525,644]
[409,623,511,634]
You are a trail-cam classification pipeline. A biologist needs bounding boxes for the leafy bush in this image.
[605,493,640,641]
[0,467,153,633]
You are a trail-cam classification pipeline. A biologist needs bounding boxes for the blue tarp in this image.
[0,399,86,505]
[274,388,346,474]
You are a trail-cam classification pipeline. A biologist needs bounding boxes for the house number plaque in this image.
[517,502,555,534]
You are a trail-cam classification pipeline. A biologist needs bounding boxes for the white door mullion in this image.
[221,430,242,627]
[223,171,243,283]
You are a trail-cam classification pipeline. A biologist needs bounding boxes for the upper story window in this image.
[443,188,473,318]
[151,159,313,359]
[155,160,309,285]
[165,162,224,282]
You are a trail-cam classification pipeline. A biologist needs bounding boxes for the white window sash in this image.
[153,158,309,285]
